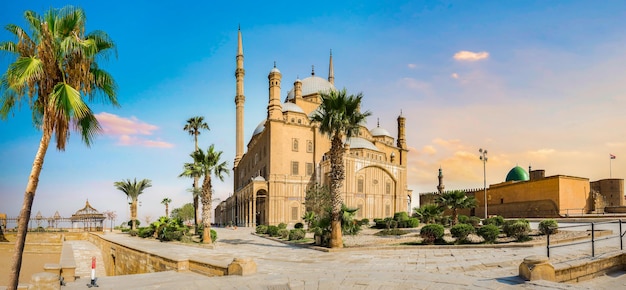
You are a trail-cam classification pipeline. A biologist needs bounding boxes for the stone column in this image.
[519,255,555,281]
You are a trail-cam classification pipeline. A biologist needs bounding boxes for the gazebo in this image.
[70,200,105,231]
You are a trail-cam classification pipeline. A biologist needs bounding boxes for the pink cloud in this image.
[95,112,174,148]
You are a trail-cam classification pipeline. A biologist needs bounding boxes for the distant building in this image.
[215,30,412,226]
[420,166,625,218]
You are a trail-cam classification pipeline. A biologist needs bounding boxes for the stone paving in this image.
[61,227,626,289]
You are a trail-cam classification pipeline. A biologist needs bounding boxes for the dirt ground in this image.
[0,250,60,286]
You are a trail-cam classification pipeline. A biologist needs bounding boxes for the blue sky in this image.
[1,1,625,222]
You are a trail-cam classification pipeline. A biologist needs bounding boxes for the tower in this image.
[437,167,445,194]
[397,112,406,149]
[328,49,334,85]
[268,62,282,120]
[234,28,245,167]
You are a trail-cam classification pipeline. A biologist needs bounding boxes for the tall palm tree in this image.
[310,88,371,248]
[114,178,152,230]
[179,144,229,244]
[161,197,172,217]
[435,190,477,226]
[183,116,210,228]
[413,204,443,224]
[0,6,117,289]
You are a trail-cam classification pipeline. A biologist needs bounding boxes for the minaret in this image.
[397,111,406,149]
[294,77,302,99]
[268,62,282,120]
[328,49,334,85]
[437,167,445,194]
[234,28,245,167]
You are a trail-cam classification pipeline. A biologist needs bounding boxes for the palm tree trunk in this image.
[329,135,344,248]
[193,178,200,228]
[8,129,52,290]
[131,200,137,230]
[201,176,212,244]
[165,204,169,217]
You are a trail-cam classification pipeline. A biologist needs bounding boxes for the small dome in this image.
[282,102,304,114]
[505,166,529,182]
[286,76,336,100]
[253,175,266,182]
[252,120,265,136]
[370,127,392,137]
[270,67,280,74]
[346,137,379,151]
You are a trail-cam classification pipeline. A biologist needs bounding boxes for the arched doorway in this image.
[256,189,267,226]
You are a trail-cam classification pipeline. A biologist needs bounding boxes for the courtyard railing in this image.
[546,219,626,258]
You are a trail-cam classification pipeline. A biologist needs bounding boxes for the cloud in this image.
[454,50,489,61]
[422,145,436,155]
[407,63,417,69]
[451,73,459,79]
[95,112,174,148]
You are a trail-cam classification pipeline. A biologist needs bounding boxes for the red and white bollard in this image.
[87,256,99,287]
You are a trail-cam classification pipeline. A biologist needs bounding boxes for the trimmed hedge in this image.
[539,219,559,235]
[450,223,475,241]
[289,229,306,240]
[267,225,280,237]
[256,225,268,234]
[277,223,287,230]
[503,220,530,241]
[278,228,290,239]
[483,216,504,226]
[420,224,444,244]
[478,224,500,243]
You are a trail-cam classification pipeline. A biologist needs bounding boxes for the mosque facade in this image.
[214,30,412,226]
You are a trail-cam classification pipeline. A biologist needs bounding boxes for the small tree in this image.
[450,223,475,242]
[413,204,443,224]
[478,224,500,243]
[171,203,195,225]
[435,190,477,226]
[420,224,444,244]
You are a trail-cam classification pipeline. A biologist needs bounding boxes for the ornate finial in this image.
[311,65,315,76]
[377,118,380,127]
[330,49,332,56]
[238,24,240,30]
[273,61,276,68]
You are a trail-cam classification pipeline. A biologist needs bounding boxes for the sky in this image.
[1,1,625,224]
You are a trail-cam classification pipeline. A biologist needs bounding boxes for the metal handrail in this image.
[547,219,625,258]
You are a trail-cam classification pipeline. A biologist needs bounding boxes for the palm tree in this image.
[435,190,477,226]
[310,88,371,248]
[114,178,152,230]
[413,204,443,224]
[0,6,117,289]
[183,116,210,228]
[179,144,229,244]
[161,197,172,217]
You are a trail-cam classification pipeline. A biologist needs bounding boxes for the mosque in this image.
[214,30,412,226]
[420,166,625,218]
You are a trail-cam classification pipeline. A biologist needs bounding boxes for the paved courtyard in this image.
[61,226,626,289]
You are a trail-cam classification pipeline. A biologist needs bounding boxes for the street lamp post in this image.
[479,148,488,218]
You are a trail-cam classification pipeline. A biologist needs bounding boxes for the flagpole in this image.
[610,156,612,178]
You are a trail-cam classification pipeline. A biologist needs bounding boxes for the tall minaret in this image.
[328,49,334,85]
[397,112,406,149]
[234,28,245,167]
[268,62,282,120]
[437,167,445,194]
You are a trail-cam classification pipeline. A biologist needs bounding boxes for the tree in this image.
[303,183,331,220]
[413,204,443,224]
[171,203,195,224]
[179,145,229,244]
[0,6,118,289]
[103,211,117,232]
[183,116,210,229]
[309,88,371,248]
[114,178,152,230]
[435,190,477,226]
[161,197,172,217]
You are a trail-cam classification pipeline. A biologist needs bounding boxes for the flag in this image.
[610,154,616,159]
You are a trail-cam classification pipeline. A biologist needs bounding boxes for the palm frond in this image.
[73,110,101,147]
[86,30,117,59]
[7,57,43,91]
[49,82,89,120]
[88,66,118,104]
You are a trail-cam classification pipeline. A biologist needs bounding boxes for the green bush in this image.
[458,215,469,224]
[450,223,475,241]
[420,224,444,244]
[267,225,280,237]
[163,230,183,241]
[360,218,370,226]
[394,212,409,221]
[503,220,530,241]
[256,225,268,234]
[404,218,420,228]
[127,220,141,228]
[277,223,287,230]
[289,229,306,240]
[478,224,500,243]
[375,229,409,236]
[468,217,481,227]
[436,216,451,227]
[538,219,559,235]
[137,227,154,238]
[278,228,290,239]
[294,222,304,229]
[128,230,138,237]
[483,216,504,226]
[210,229,217,243]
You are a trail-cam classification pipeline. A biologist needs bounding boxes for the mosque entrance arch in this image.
[256,189,268,226]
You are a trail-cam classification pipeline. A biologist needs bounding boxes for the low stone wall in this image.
[605,206,626,214]
[520,253,626,283]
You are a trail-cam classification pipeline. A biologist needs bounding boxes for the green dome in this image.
[505,166,529,182]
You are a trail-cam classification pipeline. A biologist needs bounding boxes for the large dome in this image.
[286,76,336,100]
[282,102,304,113]
[505,166,529,182]
[370,127,392,137]
[346,137,379,151]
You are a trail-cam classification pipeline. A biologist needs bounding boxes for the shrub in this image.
[375,229,409,236]
[277,223,287,230]
[458,215,469,224]
[294,222,304,229]
[483,216,504,226]
[210,229,217,243]
[138,227,154,238]
[278,228,290,239]
[289,229,306,240]
[127,220,141,228]
[256,225,268,234]
[360,218,370,226]
[539,219,559,235]
[468,217,481,227]
[436,216,451,227]
[503,220,530,241]
[267,225,280,237]
[163,230,183,241]
[478,224,500,243]
[450,223,475,241]
[405,218,420,228]
[128,230,138,237]
[394,212,409,221]
[420,224,444,244]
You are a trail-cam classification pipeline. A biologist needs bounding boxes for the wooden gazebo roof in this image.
[70,200,105,221]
